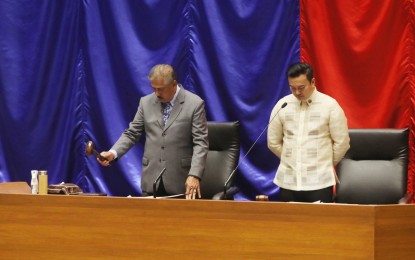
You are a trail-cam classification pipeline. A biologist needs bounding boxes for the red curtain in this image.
[300,0,415,196]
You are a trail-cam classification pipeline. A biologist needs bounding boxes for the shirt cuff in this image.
[109,149,118,159]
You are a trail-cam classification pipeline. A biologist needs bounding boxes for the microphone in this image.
[223,102,288,199]
[153,167,166,198]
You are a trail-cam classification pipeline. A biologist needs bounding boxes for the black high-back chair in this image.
[335,128,408,204]
[200,121,240,200]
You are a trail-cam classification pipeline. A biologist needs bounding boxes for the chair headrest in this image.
[345,128,408,160]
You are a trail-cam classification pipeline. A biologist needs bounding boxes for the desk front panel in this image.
[0,194,378,259]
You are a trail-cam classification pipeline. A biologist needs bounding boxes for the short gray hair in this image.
[147,64,177,84]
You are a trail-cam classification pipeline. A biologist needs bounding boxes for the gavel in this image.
[85,141,109,163]
[256,195,269,201]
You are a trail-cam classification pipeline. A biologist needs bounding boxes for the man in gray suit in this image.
[98,64,209,199]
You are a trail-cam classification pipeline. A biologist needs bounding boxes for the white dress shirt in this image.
[267,89,350,191]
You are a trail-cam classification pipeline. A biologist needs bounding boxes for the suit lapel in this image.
[153,98,164,130]
[163,88,185,132]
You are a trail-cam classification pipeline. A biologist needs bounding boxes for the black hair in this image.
[286,62,314,82]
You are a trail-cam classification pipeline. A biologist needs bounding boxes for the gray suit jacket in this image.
[111,86,209,195]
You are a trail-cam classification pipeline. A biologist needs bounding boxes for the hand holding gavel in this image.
[85,141,113,166]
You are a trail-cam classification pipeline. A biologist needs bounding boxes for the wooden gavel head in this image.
[85,141,110,164]
[85,141,96,156]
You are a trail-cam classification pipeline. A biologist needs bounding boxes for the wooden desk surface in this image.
[0,194,414,259]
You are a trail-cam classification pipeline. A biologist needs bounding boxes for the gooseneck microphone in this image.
[223,102,288,199]
[153,167,166,198]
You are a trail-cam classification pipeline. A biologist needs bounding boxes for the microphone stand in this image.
[153,168,166,198]
[223,102,287,199]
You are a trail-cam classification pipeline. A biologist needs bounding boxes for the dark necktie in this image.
[161,102,173,125]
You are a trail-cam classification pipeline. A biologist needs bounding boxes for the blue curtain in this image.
[0,0,299,200]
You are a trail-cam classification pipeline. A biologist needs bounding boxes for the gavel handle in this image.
[92,149,108,162]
